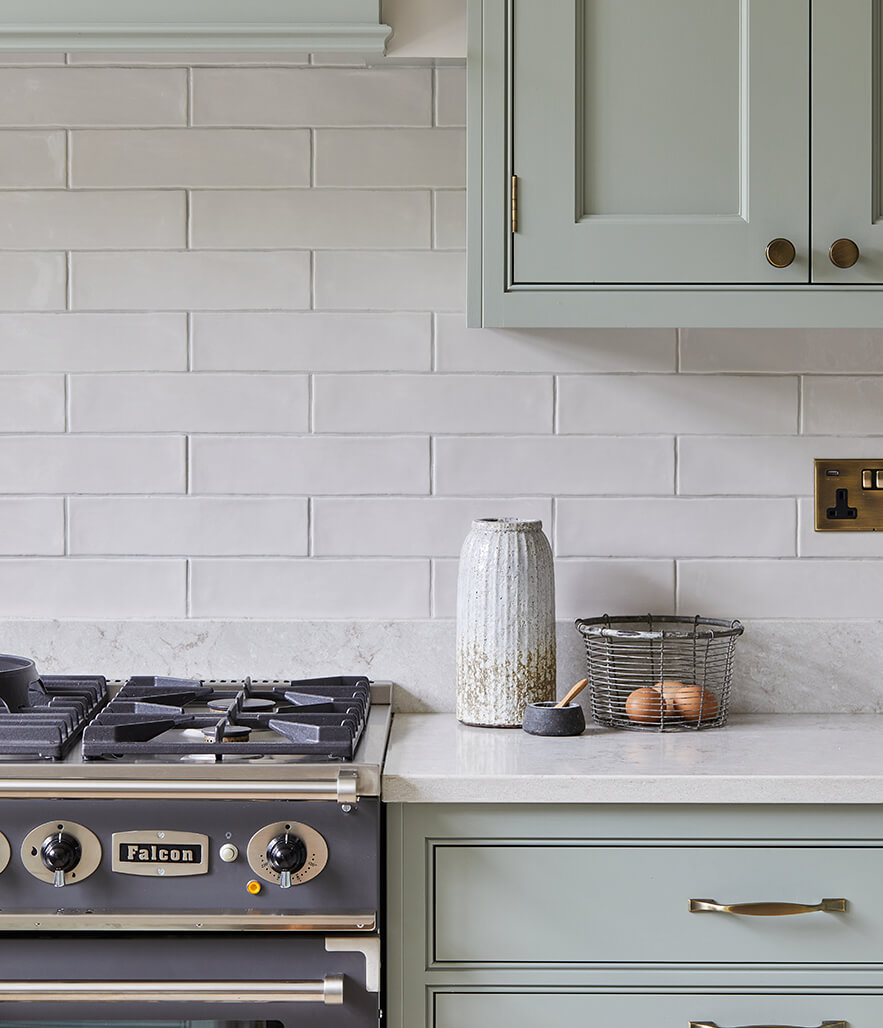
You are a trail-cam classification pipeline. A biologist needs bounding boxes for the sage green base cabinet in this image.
[386,804,883,1028]
[467,0,883,326]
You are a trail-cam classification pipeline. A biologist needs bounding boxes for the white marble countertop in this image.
[381,713,883,804]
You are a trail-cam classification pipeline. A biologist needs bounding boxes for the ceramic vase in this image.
[456,518,556,727]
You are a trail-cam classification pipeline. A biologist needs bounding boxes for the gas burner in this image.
[0,673,107,761]
[81,676,372,761]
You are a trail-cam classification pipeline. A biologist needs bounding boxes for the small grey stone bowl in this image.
[522,701,586,737]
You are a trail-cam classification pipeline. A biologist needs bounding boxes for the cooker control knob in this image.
[40,832,81,888]
[266,832,307,889]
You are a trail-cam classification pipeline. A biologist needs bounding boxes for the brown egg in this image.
[652,680,685,714]
[625,686,665,724]
[673,685,719,722]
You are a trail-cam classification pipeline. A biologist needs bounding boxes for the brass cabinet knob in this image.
[765,238,796,268]
[829,238,860,268]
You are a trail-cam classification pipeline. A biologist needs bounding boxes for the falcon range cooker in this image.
[0,654,389,1028]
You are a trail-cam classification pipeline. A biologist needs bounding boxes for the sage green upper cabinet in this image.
[468,0,883,327]
[0,1,390,53]
[514,1,808,286]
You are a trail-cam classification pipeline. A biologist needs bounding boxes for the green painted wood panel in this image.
[467,0,883,326]
[434,992,883,1028]
[812,1,883,284]
[513,0,809,285]
[433,843,881,964]
[387,805,883,1028]
[0,0,390,51]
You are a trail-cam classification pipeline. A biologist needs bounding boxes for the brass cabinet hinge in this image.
[511,174,518,233]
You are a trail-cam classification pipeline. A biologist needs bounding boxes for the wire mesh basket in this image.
[575,614,743,732]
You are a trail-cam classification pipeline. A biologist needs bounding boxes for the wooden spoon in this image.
[555,678,588,709]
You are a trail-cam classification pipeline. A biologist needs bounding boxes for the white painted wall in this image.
[382,0,466,58]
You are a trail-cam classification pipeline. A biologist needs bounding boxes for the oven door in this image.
[0,933,379,1028]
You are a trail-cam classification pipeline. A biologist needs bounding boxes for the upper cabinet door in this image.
[511,0,809,285]
[812,0,883,283]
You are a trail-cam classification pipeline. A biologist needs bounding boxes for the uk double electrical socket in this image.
[814,459,883,531]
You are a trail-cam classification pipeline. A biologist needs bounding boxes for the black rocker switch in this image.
[827,488,858,520]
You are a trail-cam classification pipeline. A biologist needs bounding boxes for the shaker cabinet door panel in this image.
[435,993,879,1028]
[512,0,809,285]
[812,0,883,284]
[433,843,878,965]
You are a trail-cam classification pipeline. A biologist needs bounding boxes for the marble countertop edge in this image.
[381,713,883,804]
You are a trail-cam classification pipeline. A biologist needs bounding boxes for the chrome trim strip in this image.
[0,779,356,801]
[0,975,344,1005]
[0,912,375,932]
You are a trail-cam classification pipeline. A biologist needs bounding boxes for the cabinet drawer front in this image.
[433,844,878,964]
[435,993,873,1028]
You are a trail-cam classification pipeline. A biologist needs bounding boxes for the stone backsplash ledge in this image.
[0,619,876,716]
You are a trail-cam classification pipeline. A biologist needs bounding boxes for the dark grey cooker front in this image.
[0,798,379,915]
[0,932,379,1027]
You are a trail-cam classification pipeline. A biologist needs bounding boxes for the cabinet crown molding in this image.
[0,0,391,52]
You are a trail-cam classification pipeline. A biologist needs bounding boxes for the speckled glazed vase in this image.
[456,518,556,727]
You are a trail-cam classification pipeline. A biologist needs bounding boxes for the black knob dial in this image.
[40,832,81,874]
[266,832,307,875]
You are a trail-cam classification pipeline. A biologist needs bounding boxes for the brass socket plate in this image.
[814,459,883,531]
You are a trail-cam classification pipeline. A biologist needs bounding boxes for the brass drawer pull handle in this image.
[690,1022,846,1028]
[829,238,860,268]
[689,898,846,916]
[765,238,796,268]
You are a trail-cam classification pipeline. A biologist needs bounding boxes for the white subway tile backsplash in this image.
[313,375,552,434]
[678,559,883,619]
[192,68,431,127]
[313,498,552,556]
[435,437,674,495]
[434,191,465,250]
[69,497,308,556]
[0,191,185,250]
[0,69,186,126]
[677,436,878,496]
[0,131,65,187]
[557,498,796,557]
[191,559,430,618]
[190,436,429,495]
[436,317,677,373]
[0,499,63,554]
[315,129,465,187]
[314,251,465,311]
[69,374,309,434]
[0,376,64,432]
[71,130,310,188]
[0,58,878,712]
[558,375,798,435]
[0,253,66,310]
[190,190,430,250]
[435,67,466,127]
[191,313,431,372]
[0,559,185,617]
[556,559,676,620]
[803,377,883,435]
[71,251,311,311]
[682,328,883,373]
[432,558,676,619]
[0,314,186,372]
[0,435,185,493]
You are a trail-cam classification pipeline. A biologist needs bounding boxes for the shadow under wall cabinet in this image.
[467,0,883,327]
[386,804,883,1028]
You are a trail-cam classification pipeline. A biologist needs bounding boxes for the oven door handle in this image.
[0,975,344,1005]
